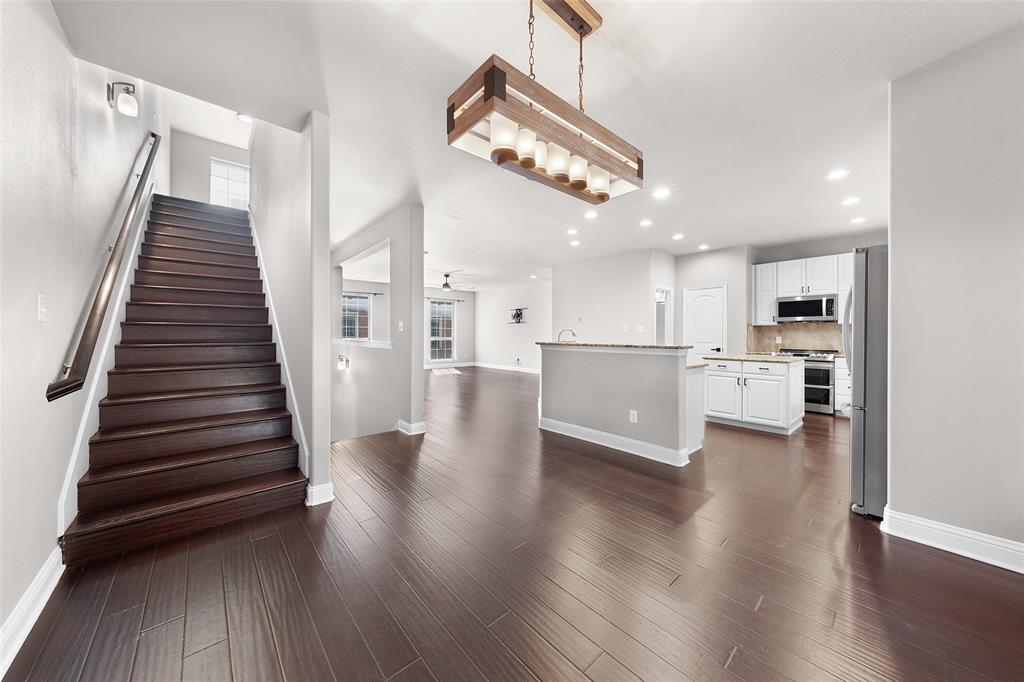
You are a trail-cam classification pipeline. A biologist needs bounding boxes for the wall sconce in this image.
[107,82,138,117]
[337,354,350,371]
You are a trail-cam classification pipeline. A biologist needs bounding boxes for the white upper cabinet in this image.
[805,255,838,294]
[837,252,854,319]
[776,259,805,297]
[752,263,777,326]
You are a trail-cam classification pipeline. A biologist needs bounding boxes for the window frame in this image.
[428,299,456,362]
[209,157,251,210]
[340,293,371,341]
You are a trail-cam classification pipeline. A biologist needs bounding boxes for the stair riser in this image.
[120,323,272,343]
[78,448,299,514]
[61,480,306,565]
[148,223,253,246]
[90,415,292,468]
[134,269,263,293]
[100,389,286,429]
[125,303,268,324]
[138,256,260,280]
[115,344,277,367]
[145,231,255,255]
[142,243,258,267]
[149,209,251,234]
[152,198,249,223]
[130,285,266,307]
[109,365,281,396]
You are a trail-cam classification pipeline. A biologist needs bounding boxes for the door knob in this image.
[711,347,722,352]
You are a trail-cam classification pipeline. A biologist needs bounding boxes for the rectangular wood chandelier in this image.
[446,53,643,204]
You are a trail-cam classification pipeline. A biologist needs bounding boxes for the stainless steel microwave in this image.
[776,294,837,323]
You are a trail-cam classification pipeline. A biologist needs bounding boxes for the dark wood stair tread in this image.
[99,382,285,407]
[121,321,271,329]
[89,408,290,444]
[130,283,264,297]
[135,268,262,285]
[139,254,259,272]
[63,469,305,536]
[107,360,278,375]
[127,301,269,311]
[154,194,249,216]
[115,341,275,349]
[79,437,298,485]
[143,242,256,259]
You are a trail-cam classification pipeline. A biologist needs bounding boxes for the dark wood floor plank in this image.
[2,566,82,681]
[182,640,232,681]
[130,616,183,682]
[387,658,437,682]
[26,560,116,682]
[586,652,643,682]
[251,534,335,681]
[141,538,188,630]
[183,529,227,656]
[488,611,590,682]
[79,604,145,682]
[104,547,156,617]
[220,521,283,682]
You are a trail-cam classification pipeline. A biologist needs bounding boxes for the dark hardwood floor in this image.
[7,366,1024,681]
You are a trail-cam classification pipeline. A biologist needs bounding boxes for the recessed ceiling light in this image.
[530,274,537,279]
[237,113,254,124]
[566,228,579,235]
[672,233,684,240]
[639,219,653,227]
[850,216,866,224]
[698,244,710,250]
[841,196,861,206]
[652,186,671,200]
[826,168,850,181]
[584,210,598,219]
[570,240,581,247]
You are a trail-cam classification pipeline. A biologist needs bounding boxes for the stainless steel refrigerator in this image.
[842,245,888,518]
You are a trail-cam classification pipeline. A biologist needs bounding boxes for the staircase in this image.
[59,194,306,565]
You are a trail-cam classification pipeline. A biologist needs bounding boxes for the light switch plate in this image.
[37,294,46,322]
[398,320,405,332]
[628,409,638,424]
[636,325,644,333]
[623,325,629,333]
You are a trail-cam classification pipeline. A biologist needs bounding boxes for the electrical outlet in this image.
[37,294,46,323]
[628,409,638,424]
[515,357,521,366]
[636,325,644,333]
[623,325,629,333]
[775,335,782,343]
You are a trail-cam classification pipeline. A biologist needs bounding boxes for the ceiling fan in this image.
[442,273,453,291]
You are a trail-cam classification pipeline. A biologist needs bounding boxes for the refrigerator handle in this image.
[841,285,853,363]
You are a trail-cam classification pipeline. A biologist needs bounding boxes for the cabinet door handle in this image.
[758,367,769,371]
[736,377,740,385]
[743,378,748,386]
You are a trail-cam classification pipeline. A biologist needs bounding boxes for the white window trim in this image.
[209,157,250,209]
[340,292,371,341]
[428,298,456,363]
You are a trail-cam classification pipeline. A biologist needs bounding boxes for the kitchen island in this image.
[537,342,704,467]
[703,354,805,435]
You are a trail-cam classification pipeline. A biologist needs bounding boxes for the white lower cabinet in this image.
[705,361,805,435]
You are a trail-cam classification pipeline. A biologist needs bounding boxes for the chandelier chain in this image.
[578,30,585,112]
[528,0,536,80]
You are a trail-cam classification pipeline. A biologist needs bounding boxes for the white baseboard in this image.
[473,362,540,375]
[0,548,63,678]
[396,420,426,435]
[424,362,473,369]
[305,481,335,507]
[705,415,803,436]
[538,417,697,467]
[882,506,1024,574]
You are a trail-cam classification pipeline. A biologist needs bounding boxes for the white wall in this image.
[752,227,889,263]
[169,129,248,203]
[475,280,552,372]
[889,30,1023,555]
[0,0,169,633]
[332,206,424,441]
[424,287,475,366]
[675,245,751,354]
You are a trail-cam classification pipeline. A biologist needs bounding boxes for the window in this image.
[429,299,455,361]
[341,294,370,340]
[210,159,250,209]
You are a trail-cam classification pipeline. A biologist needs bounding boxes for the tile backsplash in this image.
[747,322,844,354]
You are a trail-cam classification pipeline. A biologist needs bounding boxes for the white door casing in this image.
[682,285,727,356]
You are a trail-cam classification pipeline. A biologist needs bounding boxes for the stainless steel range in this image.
[774,348,836,414]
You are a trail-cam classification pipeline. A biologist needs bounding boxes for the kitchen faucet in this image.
[557,328,577,342]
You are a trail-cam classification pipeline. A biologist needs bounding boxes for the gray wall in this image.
[752,227,889,264]
[169,129,249,203]
[0,1,170,623]
[674,245,751,354]
[890,29,1023,544]
[331,206,424,441]
[424,287,475,366]
[475,280,552,371]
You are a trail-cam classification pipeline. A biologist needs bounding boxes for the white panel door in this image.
[805,255,838,294]
[683,286,726,355]
[752,263,777,325]
[776,260,805,297]
[742,374,787,427]
[705,372,742,419]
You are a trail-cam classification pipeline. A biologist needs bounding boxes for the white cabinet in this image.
[742,374,788,428]
[805,255,838,294]
[752,263,777,325]
[837,252,854,320]
[777,259,805,297]
[705,371,742,420]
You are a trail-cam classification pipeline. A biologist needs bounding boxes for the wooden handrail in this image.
[46,131,162,401]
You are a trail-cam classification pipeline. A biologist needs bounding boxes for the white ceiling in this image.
[162,88,252,150]
[55,1,1023,287]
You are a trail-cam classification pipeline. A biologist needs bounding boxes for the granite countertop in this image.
[687,362,708,369]
[537,342,693,350]
[703,353,805,364]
